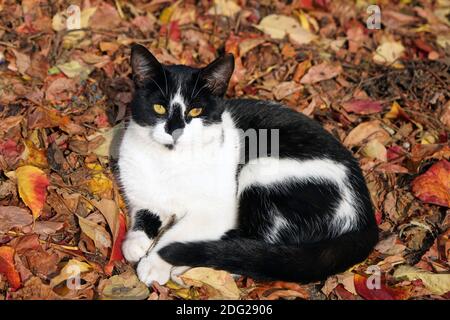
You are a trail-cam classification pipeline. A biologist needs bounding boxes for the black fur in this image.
[159,226,378,282]
[133,209,162,239]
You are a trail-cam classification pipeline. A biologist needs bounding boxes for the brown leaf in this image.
[0,206,33,233]
[300,62,342,84]
[344,120,391,147]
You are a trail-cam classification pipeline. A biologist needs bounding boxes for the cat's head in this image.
[129,44,234,149]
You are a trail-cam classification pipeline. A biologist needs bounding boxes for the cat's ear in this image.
[131,44,164,88]
[200,54,234,96]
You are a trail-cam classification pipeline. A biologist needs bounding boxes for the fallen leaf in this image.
[344,120,391,147]
[9,276,62,300]
[0,246,21,290]
[208,0,241,18]
[273,81,302,100]
[50,259,91,288]
[394,265,450,295]
[0,206,33,233]
[362,140,387,162]
[56,60,92,80]
[77,214,112,253]
[342,99,383,115]
[15,165,49,220]
[354,274,409,300]
[85,163,113,197]
[411,160,450,207]
[180,267,241,300]
[104,211,127,275]
[373,38,405,66]
[99,270,149,300]
[11,49,31,75]
[300,62,342,84]
[256,14,316,45]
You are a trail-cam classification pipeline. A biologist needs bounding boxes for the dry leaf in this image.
[15,165,49,220]
[0,206,33,233]
[344,120,390,147]
[394,265,450,295]
[50,259,91,288]
[0,246,21,290]
[411,160,450,207]
[180,267,241,300]
[256,14,316,45]
[99,270,149,300]
[300,62,342,84]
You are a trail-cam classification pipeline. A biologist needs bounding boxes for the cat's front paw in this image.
[136,254,171,286]
[122,230,153,263]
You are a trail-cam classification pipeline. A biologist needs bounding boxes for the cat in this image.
[118,44,379,286]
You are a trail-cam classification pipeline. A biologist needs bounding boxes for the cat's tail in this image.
[158,226,378,282]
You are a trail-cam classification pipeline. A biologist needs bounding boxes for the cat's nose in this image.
[171,128,183,143]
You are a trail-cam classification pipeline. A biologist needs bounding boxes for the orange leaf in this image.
[104,211,127,275]
[15,165,49,220]
[0,246,21,291]
[412,160,450,207]
[354,274,409,300]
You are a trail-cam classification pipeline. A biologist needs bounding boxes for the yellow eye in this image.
[188,107,203,117]
[153,104,166,115]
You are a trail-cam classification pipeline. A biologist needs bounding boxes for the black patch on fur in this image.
[133,209,162,239]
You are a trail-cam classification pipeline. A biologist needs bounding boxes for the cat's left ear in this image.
[200,54,234,96]
[131,44,164,88]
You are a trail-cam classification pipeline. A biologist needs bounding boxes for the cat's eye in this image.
[188,107,203,117]
[153,104,166,115]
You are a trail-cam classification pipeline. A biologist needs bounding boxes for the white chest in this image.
[118,114,240,221]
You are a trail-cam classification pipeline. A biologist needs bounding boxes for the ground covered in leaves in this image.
[0,0,449,300]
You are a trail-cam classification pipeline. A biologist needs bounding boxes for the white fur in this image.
[122,230,153,263]
[170,88,187,113]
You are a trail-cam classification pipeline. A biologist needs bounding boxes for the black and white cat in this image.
[118,44,378,286]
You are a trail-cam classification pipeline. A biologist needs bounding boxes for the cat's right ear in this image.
[131,44,164,88]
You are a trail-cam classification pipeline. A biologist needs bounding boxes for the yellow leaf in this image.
[180,267,241,300]
[384,101,402,120]
[362,140,387,162]
[159,1,180,24]
[394,265,450,295]
[86,163,113,196]
[77,214,112,250]
[50,259,91,288]
[15,165,49,220]
[296,10,310,31]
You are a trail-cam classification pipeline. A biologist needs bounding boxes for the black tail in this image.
[158,226,378,282]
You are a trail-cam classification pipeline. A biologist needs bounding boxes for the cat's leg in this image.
[122,209,163,263]
[136,213,233,286]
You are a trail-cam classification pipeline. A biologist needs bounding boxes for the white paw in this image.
[122,230,153,263]
[170,266,191,287]
[137,254,172,286]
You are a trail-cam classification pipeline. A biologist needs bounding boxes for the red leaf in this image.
[0,246,21,291]
[354,274,409,300]
[412,160,450,207]
[342,99,383,115]
[104,211,127,275]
